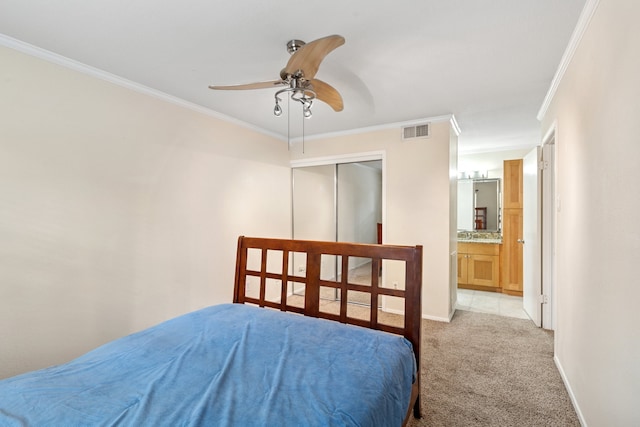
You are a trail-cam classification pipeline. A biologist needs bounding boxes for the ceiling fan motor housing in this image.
[286,39,306,54]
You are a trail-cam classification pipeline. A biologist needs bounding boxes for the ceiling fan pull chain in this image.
[287,95,291,151]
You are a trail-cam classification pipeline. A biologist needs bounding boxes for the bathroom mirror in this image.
[457,178,501,231]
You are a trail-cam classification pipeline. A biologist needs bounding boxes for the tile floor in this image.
[456,288,530,320]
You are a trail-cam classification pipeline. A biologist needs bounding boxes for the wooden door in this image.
[503,159,523,209]
[502,208,523,293]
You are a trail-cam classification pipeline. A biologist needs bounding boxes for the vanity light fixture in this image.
[459,170,489,180]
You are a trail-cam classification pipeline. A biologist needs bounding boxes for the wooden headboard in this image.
[233,236,423,421]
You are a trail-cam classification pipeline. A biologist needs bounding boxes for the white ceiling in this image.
[0,0,586,153]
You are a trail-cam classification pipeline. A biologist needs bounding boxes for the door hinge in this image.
[538,294,549,304]
[538,160,549,171]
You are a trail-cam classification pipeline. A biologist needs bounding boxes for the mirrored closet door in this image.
[291,160,382,305]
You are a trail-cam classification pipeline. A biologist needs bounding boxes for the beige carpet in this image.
[288,295,579,426]
[407,310,580,427]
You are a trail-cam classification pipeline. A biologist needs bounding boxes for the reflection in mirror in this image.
[337,161,382,279]
[458,178,501,231]
[292,160,382,306]
[292,165,336,295]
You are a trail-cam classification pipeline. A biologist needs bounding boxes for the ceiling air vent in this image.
[402,123,430,140]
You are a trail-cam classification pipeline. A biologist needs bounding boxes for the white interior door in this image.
[523,147,542,326]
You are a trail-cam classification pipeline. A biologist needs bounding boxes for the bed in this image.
[0,236,423,426]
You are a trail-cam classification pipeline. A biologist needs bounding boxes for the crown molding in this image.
[537,0,601,121]
[1,33,462,144]
[290,114,461,144]
[449,114,462,136]
[0,33,285,141]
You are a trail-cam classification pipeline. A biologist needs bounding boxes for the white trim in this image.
[382,309,452,323]
[449,115,462,137]
[537,0,601,120]
[0,33,285,142]
[554,355,588,426]
[382,307,404,316]
[290,150,385,168]
[541,120,558,332]
[422,313,452,323]
[542,120,558,146]
[290,114,460,144]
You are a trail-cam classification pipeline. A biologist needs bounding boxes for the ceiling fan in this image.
[208,35,345,118]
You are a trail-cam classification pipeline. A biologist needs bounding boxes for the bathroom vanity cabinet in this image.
[457,242,501,289]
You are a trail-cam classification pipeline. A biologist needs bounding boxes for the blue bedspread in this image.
[0,304,415,426]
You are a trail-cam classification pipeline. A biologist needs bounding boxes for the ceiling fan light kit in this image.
[209,35,345,122]
[274,79,316,119]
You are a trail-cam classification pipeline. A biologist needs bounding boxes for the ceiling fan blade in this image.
[309,79,343,112]
[284,35,345,80]
[208,80,285,90]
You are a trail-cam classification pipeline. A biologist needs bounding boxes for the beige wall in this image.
[0,46,291,379]
[292,165,336,242]
[290,120,457,321]
[539,0,640,424]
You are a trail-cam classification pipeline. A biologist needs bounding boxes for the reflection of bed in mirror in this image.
[0,236,423,427]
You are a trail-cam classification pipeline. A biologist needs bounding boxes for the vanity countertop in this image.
[457,231,502,244]
[457,238,502,244]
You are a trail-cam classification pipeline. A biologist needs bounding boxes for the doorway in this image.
[522,130,556,329]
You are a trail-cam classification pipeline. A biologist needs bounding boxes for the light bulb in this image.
[303,106,312,118]
[273,103,282,117]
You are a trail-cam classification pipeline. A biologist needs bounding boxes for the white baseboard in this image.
[381,307,452,323]
[422,313,452,323]
[554,355,587,426]
[382,307,404,316]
